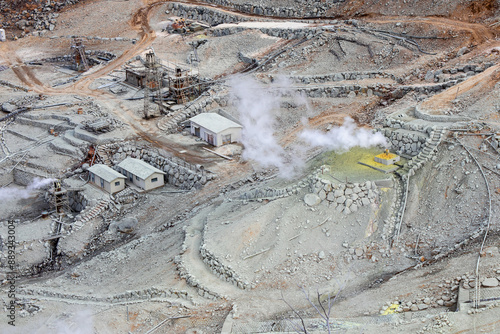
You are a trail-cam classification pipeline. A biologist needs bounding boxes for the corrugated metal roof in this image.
[88,164,126,183]
[117,158,165,180]
[189,113,242,133]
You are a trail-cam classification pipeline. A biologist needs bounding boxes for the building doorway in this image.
[206,133,214,145]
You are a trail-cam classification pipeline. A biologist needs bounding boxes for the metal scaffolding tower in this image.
[143,51,164,119]
[52,179,70,217]
[169,67,202,104]
[72,38,89,72]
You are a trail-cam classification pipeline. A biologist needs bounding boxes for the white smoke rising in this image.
[229,76,388,177]
[0,177,55,201]
[53,310,94,334]
[299,117,388,151]
[229,75,299,177]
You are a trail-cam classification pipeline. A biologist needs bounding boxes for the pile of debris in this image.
[0,0,84,39]
[81,118,124,133]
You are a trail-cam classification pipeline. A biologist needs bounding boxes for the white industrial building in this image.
[117,158,165,191]
[189,113,242,146]
[88,164,126,194]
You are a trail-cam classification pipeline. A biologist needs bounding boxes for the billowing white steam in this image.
[53,310,94,334]
[0,177,54,201]
[229,76,298,177]
[229,76,387,177]
[299,117,388,150]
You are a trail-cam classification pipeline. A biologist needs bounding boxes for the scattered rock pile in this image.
[190,0,338,18]
[308,170,379,214]
[0,0,84,39]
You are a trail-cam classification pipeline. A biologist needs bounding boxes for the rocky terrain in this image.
[0,0,500,333]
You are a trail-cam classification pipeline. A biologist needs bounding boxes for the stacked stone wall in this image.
[99,143,215,190]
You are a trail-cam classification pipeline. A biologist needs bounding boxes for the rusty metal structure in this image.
[52,179,70,216]
[168,67,204,104]
[143,51,164,119]
[71,38,89,72]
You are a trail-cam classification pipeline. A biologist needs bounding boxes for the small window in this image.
[115,181,120,186]
[151,177,158,182]
[100,179,104,188]
[135,175,139,180]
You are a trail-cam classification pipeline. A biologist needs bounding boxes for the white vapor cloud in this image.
[0,177,55,201]
[53,310,94,334]
[229,76,388,177]
[229,75,300,178]
[299,117,388,151]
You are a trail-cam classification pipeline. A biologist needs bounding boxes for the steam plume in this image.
[0,177,55,201]
[229,76,387,177]
[229,76,297,177]
[299,117,388,150]
[53,310,94,334]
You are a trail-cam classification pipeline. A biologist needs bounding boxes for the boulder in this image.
[424,70,434,81]
[109,217,138,233]
[1,102,16,113]
[417,304,428,310]
[482,278,499,287]
[318,251,326,259]
[304,193,321,206]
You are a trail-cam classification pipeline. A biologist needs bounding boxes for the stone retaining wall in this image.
[19,287,191,304]
[158,94,219,134]
[292,71,399,83]
[175,226,224,300]
[414,105,470,122]
[389,127,447,243]
[168,2,250,26]
[68,190,87,212]
[308,171,379,215]
[382,129,428,157]
[200,241,250,290]
[239,167,379,215]
[186,0,342,18]
[99,142,215,190]
[425,62,494,83]
[210,25,322,40]
[291,81,461,99]
[175,254,223,300]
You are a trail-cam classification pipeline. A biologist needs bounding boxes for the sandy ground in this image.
[0,0,500,333]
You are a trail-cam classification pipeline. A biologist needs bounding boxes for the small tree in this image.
[281,285,343,334]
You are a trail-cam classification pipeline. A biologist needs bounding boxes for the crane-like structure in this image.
[142,50,164,119]
[72,38,89,72]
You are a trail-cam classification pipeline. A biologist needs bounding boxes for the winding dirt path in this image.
[364,16,495,45]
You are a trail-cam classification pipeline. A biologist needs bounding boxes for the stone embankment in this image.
[177,0,340,18]
[199,241,250,290]
[308,173,379,215]
[97,142,215,190]
[388,127,446,243]
[240,167,379,215]
[157,87,223,134]
[18,286,191,304]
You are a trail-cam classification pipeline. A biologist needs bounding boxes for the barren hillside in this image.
[0,0,499,333]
